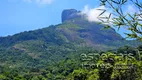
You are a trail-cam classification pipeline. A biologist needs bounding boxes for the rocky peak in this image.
[61,9,81,22]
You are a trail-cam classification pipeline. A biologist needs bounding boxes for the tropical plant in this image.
[98,0,142,40]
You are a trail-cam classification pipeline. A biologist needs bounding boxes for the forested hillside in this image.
[0,9,141,80]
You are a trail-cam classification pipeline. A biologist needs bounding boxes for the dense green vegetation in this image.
[0,17,141,80]
[0,45,142,80]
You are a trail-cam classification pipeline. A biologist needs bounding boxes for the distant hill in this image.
[0,9,141,69]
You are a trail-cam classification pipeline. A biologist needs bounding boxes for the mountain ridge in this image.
[0,9,141,69]
[0,9,140,49]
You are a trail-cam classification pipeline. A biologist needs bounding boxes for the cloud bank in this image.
[80,5,140,25]
[80,5,111,22]
[24,0,53,4]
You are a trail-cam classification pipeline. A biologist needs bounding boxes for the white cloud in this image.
[24,0,53,5]
[80,5,112,23]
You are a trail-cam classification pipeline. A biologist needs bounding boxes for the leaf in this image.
[104,25,111,29]
[100,0,107,6]
[107,13,112,22]
[135,2,142,8]
[115,8,119,12]
[122,0,127,4]
[111,0,120,4]
[128,13,135,21]
[99,10,106,17]
[99,16,108,19]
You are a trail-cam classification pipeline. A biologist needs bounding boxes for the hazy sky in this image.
[0,0,136,37]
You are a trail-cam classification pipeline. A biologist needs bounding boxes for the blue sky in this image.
[0,0,136,37]
[0,0,100,36]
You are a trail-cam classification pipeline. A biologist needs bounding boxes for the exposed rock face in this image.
[61,9,81,22]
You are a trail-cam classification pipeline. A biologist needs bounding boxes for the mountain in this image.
[0,9,141,70]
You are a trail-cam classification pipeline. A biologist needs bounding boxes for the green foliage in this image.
[99,0,142,40]
[0,45,142,80]
[0,16,141,80]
